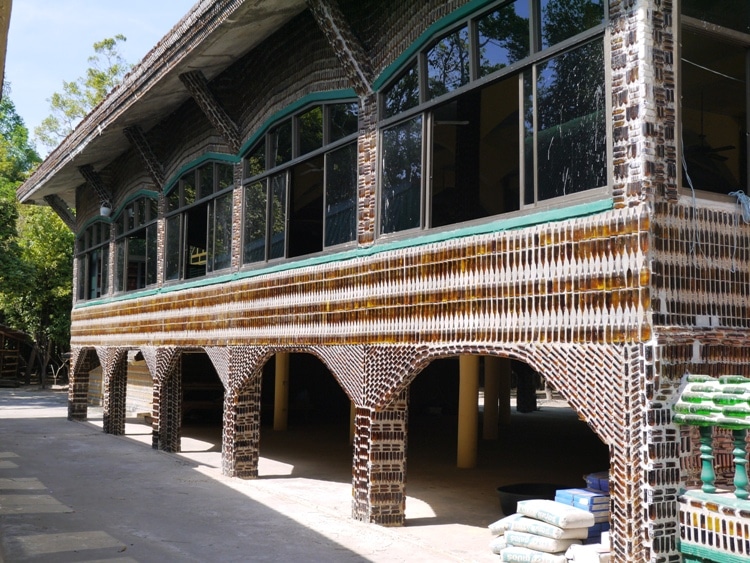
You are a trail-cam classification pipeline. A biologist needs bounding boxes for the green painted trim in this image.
[76,216,113,237]
[237,88,358,156]
[163,153,239,197]
[372,0,497,91]
[680,541,750,563]
[74,198,613,309]
[111,189,160,221]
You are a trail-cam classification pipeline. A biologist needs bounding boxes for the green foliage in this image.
[35,34,131,150]
[1,205,74,357]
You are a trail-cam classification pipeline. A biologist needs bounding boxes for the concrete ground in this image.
[0,387,608,562]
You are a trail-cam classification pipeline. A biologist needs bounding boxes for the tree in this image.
[35,35,131,150]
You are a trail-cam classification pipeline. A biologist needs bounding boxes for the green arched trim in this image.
[372,0,497,91]
[162,153,239,197]
[77,216,113,238]
[111,189,160,221]
[237,88,357,157]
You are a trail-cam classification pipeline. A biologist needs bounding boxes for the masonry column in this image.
[352,389,408,526]
[457,355,479,468]
[273,352,289,431]
[68,347,93,421]
[150,351,182,453]
[100,348,128,435]
[224,372,262,478]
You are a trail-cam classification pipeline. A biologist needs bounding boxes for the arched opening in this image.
[179,351,224,457]
[405,355,610,528]
[257,352,352,486]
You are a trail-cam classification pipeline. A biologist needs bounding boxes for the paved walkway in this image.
[0,388,507,562]
[0,387,606,562]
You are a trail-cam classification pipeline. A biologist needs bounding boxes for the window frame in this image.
[113,195,159,293]
[75,220,111,301]
[241,99,359,266]
[377,0,610,238]
[163,161,236,283]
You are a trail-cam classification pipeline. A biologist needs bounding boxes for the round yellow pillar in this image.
[457,355,479,468]
[273,352,290,431]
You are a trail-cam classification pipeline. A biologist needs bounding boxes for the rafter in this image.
[123,125,165,189]
[307,0,373,97]
[179,70,241,153]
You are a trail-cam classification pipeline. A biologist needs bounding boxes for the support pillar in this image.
[68,348,93,421]
[273,352,289,431]
[483,356,511,439]
[152,354,182,453]
[101,349,128,435]
[457,355,479,468]
[223,374,262,478]
[352,390,408,526]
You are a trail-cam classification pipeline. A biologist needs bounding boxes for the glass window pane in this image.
[208,193,233,272]
[135,198,146,227]
[77,256,86,300]
[198,164,214,200]
[682,0,749,34]
[243,180,267,264]
[148,199,158,221]
[384,61,419,118]
[681,29,746,193]
[541,0,604,50]
[115,240,125,292]
[127,231,147,290]
[185,203,208,279]
[218,163,234,191]
[146,224,157,286]
[165,215,182,281]
[126,205,135,232]
[245,142,266,178]
[299,106,323,156]
[381,116,422,234]
[167,187,180,212]
[269,174,287,260]
[270,120,292,167]
[329,102,358,142]
[102,223,110,242]
[478,0,530,77]
[325,142,358,247]
[536,40,606,201]
[182,172,196,206]
[523,69,534,205]
[427,26,470,100]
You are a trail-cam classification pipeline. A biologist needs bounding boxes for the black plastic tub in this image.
[496,483,565,515]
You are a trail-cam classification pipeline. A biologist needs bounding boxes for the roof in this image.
[0,2,11,99]
[17,0,307,208]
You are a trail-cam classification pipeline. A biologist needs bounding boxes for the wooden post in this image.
[457,355,479,468]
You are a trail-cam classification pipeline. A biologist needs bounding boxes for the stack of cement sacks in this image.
[553,488,610,543]
[488,499,594,562]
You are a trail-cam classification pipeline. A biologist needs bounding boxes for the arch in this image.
[68,346,99,421]
[96,347,129,435]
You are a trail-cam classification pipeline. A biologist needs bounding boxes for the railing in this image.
[673,374,750,562]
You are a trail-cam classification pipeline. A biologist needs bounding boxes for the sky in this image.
[5,1,197,153]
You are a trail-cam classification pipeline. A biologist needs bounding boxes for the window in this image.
[76,221,110,300]
[114,196,158,292]
[165,162,235,281]
[681,5,748,194]
[242,101,359,264]
[379,0,607,236]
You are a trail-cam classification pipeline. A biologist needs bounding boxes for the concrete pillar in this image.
[457,355,479,468]
[351,390,408,526]
[273,352,289,431]
[483,356,513,439]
